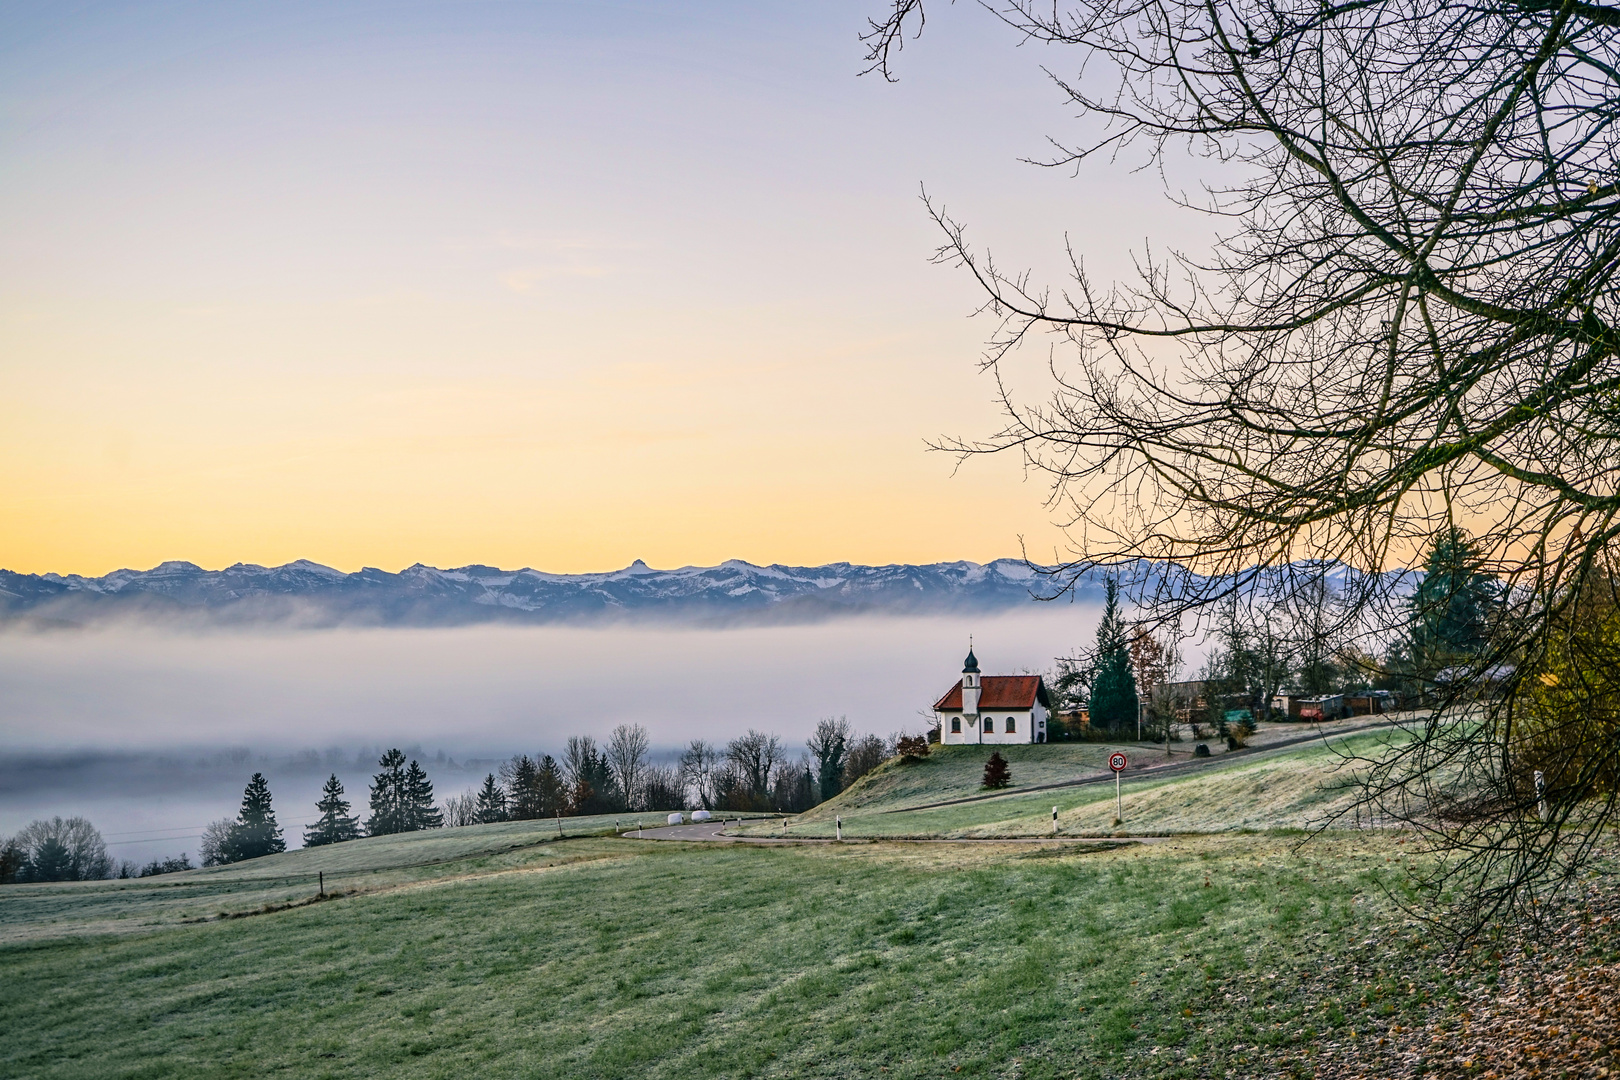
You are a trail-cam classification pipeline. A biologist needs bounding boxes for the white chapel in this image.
[933,646,1052,745]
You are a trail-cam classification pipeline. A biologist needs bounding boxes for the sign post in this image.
[1109,752,1128,824]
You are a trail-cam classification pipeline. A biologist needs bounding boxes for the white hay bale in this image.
[691,809,712,822]
[666,812,685,825]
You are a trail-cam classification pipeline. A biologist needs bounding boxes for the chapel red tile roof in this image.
[933,675,1050,712]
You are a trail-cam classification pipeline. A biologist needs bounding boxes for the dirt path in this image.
[624,822,1171,845]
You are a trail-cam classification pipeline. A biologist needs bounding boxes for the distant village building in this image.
[934,647,1052,745]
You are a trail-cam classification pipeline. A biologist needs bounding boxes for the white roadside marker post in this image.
[1053,806,1059,835]
[836,816,842,841]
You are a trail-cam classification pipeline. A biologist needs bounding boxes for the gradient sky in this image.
[1,1,1210,576]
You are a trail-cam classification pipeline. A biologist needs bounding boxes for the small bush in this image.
[982,752,1011,789]
[896,735,930,761]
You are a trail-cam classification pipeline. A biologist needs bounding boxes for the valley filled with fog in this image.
[0,606,1108,862]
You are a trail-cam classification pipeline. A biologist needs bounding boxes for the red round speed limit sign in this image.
[1109,752,1128,772]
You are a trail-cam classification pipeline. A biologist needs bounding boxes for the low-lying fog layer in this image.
[0,607,1105,861]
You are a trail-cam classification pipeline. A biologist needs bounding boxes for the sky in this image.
[0,0,1214,577]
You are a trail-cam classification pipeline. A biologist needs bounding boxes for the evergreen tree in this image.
[1089,577,1140,732]
[982,751,1011,790]
[535,755,567,817]
[366,749,409,836]
[404,760,443,831]
[807,717,851,802]
[225,773,285,861]
[30,837,75,881]
[563,736,619,815]
[303,773,360,847]
[1407,527,1500,672]
[474,773,508,824]
[507,755,542,819]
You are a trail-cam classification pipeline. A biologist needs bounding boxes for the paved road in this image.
[625,822,1170,845]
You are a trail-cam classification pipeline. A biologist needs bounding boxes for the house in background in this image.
[934,647,1052,744]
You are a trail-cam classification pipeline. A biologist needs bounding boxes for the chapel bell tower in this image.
[962,643,981,733]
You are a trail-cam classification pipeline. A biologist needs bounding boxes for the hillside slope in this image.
[749,727,1405,840]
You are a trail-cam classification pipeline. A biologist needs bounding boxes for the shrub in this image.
[982,751,1011,790]
[139,854,194,877]
[896,734,930,761]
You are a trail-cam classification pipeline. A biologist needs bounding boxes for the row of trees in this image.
[202,749,446,865]
[4,724,914,878]
[450,721,901,824]
[0,817,113,883]
[0,818,205,883]
[1047,528,1506,737]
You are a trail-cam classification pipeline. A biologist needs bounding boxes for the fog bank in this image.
[0,609,1106,857]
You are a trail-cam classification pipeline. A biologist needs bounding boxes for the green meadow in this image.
[749,728,1406,841]
[2,740,1459,1080]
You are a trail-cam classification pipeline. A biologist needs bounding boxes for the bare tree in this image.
[725,730,783,799]
[641,764,686,812]
[605,724,651,811]
[865,0,1620,933]
[442,789,479,828]
[679,740,723,809]
[199,819,233,868]
[842,733,892,787]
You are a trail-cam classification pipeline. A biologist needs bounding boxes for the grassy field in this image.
[0,735,1480,1079]
[1,823,1456,1080]
[0,811,752,944]
[739,729,1406,841]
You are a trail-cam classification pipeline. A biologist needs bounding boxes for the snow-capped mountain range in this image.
[0,556,1413,628]
[0,557,1097,627]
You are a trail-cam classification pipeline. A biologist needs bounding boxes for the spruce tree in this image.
[366,749,409,836]
[474,773,508,824]
[226,773,285,861]
[982,751,1011,790]
[536,755,566,818]
[29,837,75,881]
[404,760,443,831]
[304,773,360,847]
[508,755,541,820]
[1089,576,1140,732]
[1407,527,1499,672]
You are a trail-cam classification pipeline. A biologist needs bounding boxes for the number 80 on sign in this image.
[1109,752,1127,772]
